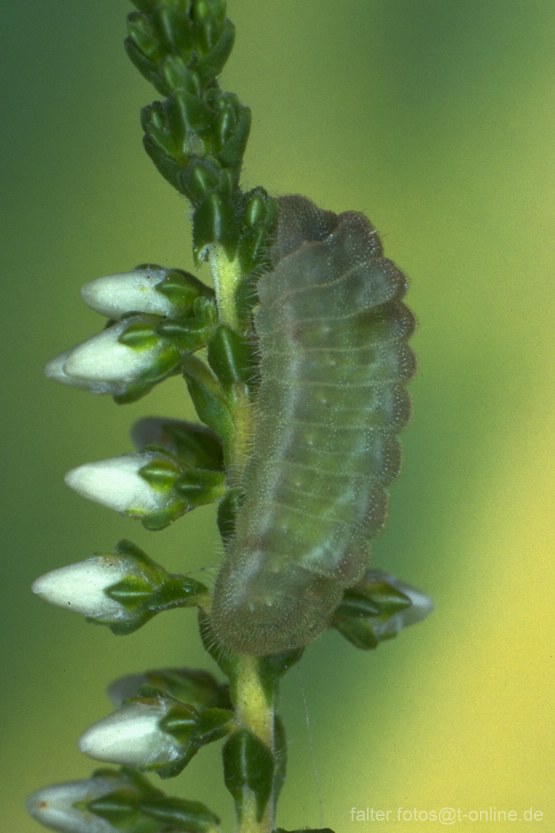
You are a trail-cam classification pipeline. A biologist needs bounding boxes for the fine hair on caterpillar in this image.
[211,194,415,656]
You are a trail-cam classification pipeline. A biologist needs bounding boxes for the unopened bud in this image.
[32,555,138,624]
[332,570,434,650]
[81,265,210,319]
[64,452,179,520]
[26,774,124,833]
[45,317,179,397]
[79,698,184,771]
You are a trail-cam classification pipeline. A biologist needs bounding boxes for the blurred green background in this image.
[3,2,553,831]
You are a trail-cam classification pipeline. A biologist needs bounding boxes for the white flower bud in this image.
[371,571,434,639]
[81,267,177,319]
[395,582,434,627]
[45,318,172,396]
[32,555,137,623]
[79,700,182,769]
[65,452,174,517]
[27,777,119,833]
[43,348,99,392]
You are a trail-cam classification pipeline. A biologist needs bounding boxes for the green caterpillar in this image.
[211,195,415,656]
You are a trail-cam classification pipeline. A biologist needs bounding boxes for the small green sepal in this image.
[174,467,227,503]
[145,575,210,614]
[150,265,214,309]
[97,540,208,635]
[155,299,217,351]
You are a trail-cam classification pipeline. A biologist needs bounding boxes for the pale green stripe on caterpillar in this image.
[211,195,415,656]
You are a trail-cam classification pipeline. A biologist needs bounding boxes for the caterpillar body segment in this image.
[211,196,415,655]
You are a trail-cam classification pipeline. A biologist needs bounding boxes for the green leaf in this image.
[236,187,278,275]
[207,324,254,389]
[140,795,221,833]
[212,94,251,170]
[257,649,304,692]
[125,35,165,95]
[193,191,239,259]
[87,767,221,832]
[127,11,163,63]
[195,18,235,79]
[180,157,229,204]
[182,354,234,451]
[154,6,195,54]
[142,114,184,191]
[216,487,242,541]
[223,729,275,823]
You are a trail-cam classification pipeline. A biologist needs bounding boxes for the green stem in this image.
[210,245,276,832]
[210,245,242,332]
[209,245,254,481]
[234,656,274,748]
[234,655,277,833]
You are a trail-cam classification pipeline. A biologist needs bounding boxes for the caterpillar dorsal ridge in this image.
[211,195,416,656]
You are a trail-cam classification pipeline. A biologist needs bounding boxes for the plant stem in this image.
[234,656,274,748]
[234,655,276,833]
[210,245,242,332]
[210,245,276,832]
[209,245,254,481]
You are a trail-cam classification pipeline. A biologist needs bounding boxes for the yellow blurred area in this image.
[2,2,553,832]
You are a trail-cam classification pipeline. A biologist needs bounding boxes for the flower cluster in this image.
[46,265,216,402]
[44,264,227,530]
